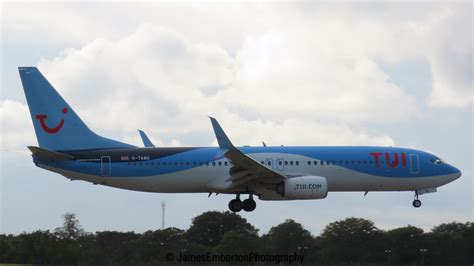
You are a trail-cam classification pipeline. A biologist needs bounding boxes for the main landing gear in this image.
[228,194,256,212]
[412,191,422,208]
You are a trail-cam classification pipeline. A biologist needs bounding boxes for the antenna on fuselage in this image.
[161,200,166,230]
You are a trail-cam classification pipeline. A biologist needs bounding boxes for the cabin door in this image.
[409,154,419,174]
[276,158,285,171]
[101,156,111,176]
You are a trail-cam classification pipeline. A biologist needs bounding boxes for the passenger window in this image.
[212,162,216,166]
[307,161,311,165]
[261,161,264,164]
[268,161,272,166]
[295,161,299,166]
[206,162,209,166]
[290,161,293,166]
[218,162,222,166]
[285,161,288,165]
[314,161,318,165]
[224,162,228,166]
[279,161,283,166]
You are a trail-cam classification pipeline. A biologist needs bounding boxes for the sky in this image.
[1,2,473,236]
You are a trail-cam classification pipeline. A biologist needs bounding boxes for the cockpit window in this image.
[430,157,443,164]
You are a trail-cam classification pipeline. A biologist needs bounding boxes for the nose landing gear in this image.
[228,194,256,212]
[412,191,422,208]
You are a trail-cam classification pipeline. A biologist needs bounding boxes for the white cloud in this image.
[4,3,471,110]
[0,100,36,150]
[28,23,401,148]
[2,3,470,154]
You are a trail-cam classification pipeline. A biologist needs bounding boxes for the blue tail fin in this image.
[19,67,134,151]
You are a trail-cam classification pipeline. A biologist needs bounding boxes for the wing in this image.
[209,117,285,189]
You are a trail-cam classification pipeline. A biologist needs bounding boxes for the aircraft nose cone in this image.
[450,165,462,180]
[454,168,462,179]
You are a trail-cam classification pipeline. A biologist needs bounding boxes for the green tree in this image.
[262,219,313,260]
[385,225,425,265]
[0,230,58,264]
[130,227,187,265]
[186,211,258,247]
[94,231,139,265]
[319,217,382,264]
[52,213,88,264]
[216,231,261,254]
[425,222,473,265]
[432,222,472,234]
[54,213,85,240]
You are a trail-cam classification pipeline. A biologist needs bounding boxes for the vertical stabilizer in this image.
[19,67,134,151]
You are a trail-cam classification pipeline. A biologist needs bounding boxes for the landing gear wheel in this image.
[243,199,256,212]
[228,199,243,212]
[412,199,422,208]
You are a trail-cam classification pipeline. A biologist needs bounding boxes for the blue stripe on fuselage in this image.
[39,146,453,178]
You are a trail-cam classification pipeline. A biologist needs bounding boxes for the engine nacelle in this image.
[276,176,328,200]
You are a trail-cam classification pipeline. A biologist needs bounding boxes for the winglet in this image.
[138,129,155,147]
[209,117,234,150]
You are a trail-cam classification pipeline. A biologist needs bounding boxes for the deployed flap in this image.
[138,129,155,147]
[28,146,75,160]
[209,117,285,188]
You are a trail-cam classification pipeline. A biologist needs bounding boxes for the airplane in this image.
[18,67,462,212]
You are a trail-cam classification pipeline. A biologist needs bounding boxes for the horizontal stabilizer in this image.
[27,146,75,160]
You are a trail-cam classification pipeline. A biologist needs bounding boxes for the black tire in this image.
[243,199,257,212]
[228,199,243,212]
[412,199,422,208]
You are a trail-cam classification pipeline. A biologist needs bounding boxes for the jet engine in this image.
[275,176,328,200]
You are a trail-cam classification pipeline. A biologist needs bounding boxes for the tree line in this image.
[0,211,472,265]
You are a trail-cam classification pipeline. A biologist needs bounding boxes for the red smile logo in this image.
[35,108,68,134]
